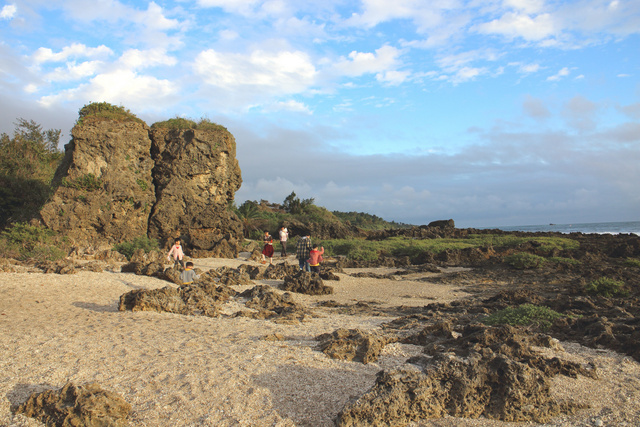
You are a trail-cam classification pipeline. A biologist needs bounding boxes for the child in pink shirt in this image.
[167,239,185,269]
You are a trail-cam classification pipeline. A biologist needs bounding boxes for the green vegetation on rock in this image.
[504,253,547,269]
[61,173,103,191]
[76,102,144,126]
[483,304,565,330]
[151,117,228,132]
[585,277,627,297]
[322,235,579,263]
[113,236,160,260]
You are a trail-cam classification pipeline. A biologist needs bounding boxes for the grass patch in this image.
[624,257,640,268]
[151,117,228,132]
[113,236,160,260]
[483,304,565,330]
[322,234,579,262]
[585,277,627,297]
[504,253,546,269]
[76,102,144,126]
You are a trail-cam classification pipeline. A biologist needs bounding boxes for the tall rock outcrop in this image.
[39,105,244,256]
[40,119,156,244]
[148,127,243,257]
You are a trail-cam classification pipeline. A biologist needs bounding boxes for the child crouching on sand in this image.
[179,262,199,285]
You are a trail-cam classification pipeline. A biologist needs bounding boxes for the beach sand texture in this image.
[1,257,639,426]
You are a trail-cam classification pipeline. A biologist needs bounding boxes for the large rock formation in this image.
[40,120,156,244]
[148,127,243,256]
[39,107,244,256]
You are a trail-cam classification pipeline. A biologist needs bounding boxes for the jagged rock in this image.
[120,250,168,277]
[320,270,341,281]
[427,219,455,228]
[40,120,156,246]
[316,328,397,364]
[263,262,299,279]
[148,127,243,255]
[38,260,76,274]
[237,285,308,322]
[282,270,334,295]
[218,269,252,286]
[118,281,235,317]
[119,286,190,314]
[337,324,594,426]
[13,382,131,427]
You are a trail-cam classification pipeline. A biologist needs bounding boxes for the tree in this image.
[282,191,302,214]
[0,119,63,227]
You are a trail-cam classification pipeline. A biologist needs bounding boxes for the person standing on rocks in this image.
[167,239,185,270]
[296,235,312,272]
[261,231,274,264]
[278,226,289,257]
[308,244,324,273]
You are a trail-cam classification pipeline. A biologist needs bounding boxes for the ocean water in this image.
[480,221,640,236]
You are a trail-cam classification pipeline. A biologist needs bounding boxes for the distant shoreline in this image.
[476,220,640,236]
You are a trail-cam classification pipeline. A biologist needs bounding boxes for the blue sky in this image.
[1,0,638,227]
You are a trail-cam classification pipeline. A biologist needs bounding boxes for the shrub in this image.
[585,277,627,297]
[76,102,144,125]
[113,236,160,260]
[151,117,197,130]
[483,304,564,330]
[0,223,66,261]
[1,223,55,251]
[624,258,640,268]
[504,252,546,269]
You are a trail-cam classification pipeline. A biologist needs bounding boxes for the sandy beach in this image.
[1,256,639,427]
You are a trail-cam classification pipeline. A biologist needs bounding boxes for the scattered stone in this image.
[282,271,334,295]
[13,382,131,427]
[316,328,397,364]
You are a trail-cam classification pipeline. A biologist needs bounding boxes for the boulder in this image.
[282,270,334,295]
[427,219,455,228]
[316,328,396,364]
[13,382,131,427]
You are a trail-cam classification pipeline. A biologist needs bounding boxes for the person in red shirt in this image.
[308,244,324,273]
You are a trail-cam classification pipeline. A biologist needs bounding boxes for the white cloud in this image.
[44,61,104,82]
[265,100,312,114]
[1,3,16,19]
[119,48,177,70]
[32,44,113,64]
[197,0,261,15]
[194,49,317,94]
[475,12,557,41]
[333,45,403,77]
[547,67,571,81]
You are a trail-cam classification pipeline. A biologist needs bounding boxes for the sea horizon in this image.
[477,220,640,236]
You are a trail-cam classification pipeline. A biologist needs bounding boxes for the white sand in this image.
[1,257,639,426]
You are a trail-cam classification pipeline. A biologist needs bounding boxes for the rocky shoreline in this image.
[1,230,639,426]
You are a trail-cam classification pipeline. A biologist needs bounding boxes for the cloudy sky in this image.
[1,0,639,227]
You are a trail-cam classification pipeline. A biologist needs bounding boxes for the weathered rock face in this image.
[39,119,244,256]
[40,120,156,246]
[148,128,243,255]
